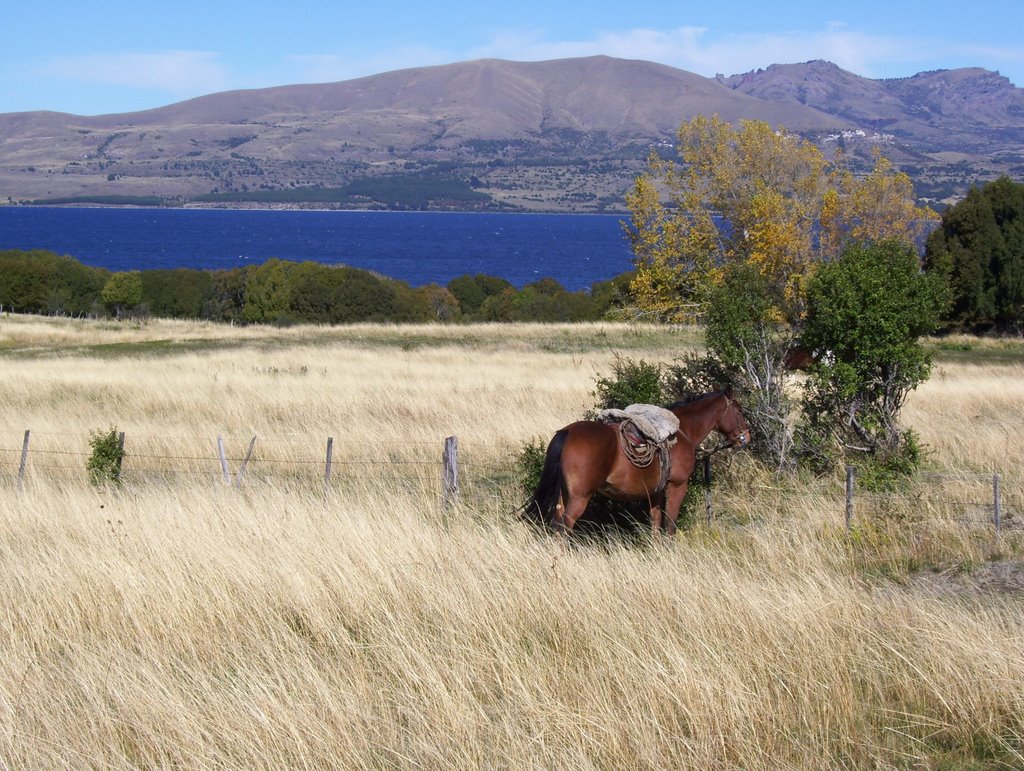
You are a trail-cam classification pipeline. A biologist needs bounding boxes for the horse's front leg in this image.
[663,482,689,538]
[650,498,664,539]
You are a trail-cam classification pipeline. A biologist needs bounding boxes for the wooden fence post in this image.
[703,454,713,525]
[845,465,855,532]
[994,472,1002,536]
[323,437,334,499]
[17,430,30,491]
[442,436,459,511]
[235,435,256,486]
[216,436,230,484]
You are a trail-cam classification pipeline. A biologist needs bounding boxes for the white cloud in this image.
[43,50,228,95]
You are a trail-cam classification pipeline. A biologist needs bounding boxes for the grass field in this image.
[1,314,1023,769]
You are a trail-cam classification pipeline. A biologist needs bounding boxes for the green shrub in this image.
[515,436,549,498]
[101,271,144,318]
[662,352,731,402]
[589,355,666,415]
[848,430,927,492]
[87,428,125,487]
[798,240,947,478]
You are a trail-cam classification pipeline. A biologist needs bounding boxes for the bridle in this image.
[701,394,750,455]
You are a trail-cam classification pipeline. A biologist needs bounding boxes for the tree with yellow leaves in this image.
[624,115,935,323]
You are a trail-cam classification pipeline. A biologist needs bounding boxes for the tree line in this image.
[0,250,632,324]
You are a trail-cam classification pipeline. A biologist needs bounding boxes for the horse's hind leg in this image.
[556,493,592,534]
[550,493,568,535]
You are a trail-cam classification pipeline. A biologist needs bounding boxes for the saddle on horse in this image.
[597,404,679,493]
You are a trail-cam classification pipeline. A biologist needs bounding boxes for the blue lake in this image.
[0,208,636,291]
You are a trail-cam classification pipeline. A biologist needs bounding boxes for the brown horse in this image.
[526,391,750,537]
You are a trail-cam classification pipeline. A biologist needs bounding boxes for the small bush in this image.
[662,352,732,402]
[515,436,549,497]
[588,355,666,416]
[852,430,927,492]
[87,428,125,487]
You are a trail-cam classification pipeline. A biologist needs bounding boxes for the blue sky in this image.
[4,0,1023,116]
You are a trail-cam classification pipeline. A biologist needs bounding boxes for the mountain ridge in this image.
[1,56,1020,211]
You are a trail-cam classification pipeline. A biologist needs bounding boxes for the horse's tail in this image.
[523,429,568,527]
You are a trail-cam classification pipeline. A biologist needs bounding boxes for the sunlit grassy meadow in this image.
[1,314,1023,769]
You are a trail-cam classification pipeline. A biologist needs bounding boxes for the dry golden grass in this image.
[1,314,1023,769]
[907,362,1024,472]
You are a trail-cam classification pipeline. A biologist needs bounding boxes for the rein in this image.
[700,433,747,457]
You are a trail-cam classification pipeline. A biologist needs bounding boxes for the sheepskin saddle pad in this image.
[597,404,679,472]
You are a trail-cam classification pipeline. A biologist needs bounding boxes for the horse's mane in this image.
[665,390,726,411]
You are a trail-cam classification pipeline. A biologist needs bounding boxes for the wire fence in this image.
[0,429,519,507]
[844,465,1021,535]
[3,429,1020,533]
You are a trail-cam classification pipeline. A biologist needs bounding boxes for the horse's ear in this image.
[722,385,734,398]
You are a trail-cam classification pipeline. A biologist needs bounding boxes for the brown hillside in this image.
[0,56,1020,211]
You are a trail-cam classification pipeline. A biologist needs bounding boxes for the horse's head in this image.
[717,392,751,450]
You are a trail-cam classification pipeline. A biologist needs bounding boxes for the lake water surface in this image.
[0,208,636,291]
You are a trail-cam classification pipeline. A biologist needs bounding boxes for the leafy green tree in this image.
[390,281,435,322]
[203,268,249,323]
[513,277,606,322]
[0,250,59,312]
[243,259,295,323]
[324,267,397,323]
[0,250,108,315]
[101,271,143,318]
[51,258,109,316]
[447,275,485,316]
[509,278,572,322]
[588,271,634,319]
[448,274,514,319]
[926,187,1000,328]
[925,176,1024,332]
[478,287,516,321]
[280,262,398,324]
[287,261,339,323]
[988,178,1024,331]
[661,263,797,471]
[798,241,948,477]
[141,268,213,319]
[704,263,796,470]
